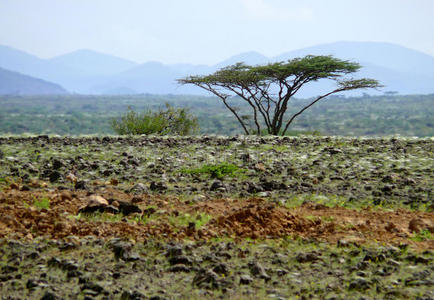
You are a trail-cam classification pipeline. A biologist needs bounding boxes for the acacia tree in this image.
[178,55,381,135]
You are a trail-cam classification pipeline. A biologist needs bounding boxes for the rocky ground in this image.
[0,135,433,299]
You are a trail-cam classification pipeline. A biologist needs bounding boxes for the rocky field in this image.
[0,135,433,299]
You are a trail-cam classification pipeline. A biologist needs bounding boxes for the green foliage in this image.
[182,163,244,179]
[168,212,212,230]
[410,229,433,242]
[0,94,433,137]
[33,197,50,210]
[110,103,199,135]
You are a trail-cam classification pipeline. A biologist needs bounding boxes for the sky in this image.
[0,0,433,65]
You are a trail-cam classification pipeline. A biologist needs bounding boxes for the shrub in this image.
[34,197,50,210]
[111,103,199,135]
[182,163,244,179]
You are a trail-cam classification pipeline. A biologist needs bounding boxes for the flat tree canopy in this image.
[178,55,381,135]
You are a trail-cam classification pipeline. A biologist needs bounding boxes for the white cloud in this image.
[239,0,314,22]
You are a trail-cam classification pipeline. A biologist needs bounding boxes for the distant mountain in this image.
[0,46,135,93]
[214,51,269,68]
[90,61,213,95]
[274,41,434,78]
[92,42,434,96]
[272,41,434,96]
[0,67,67,95]
[49,49,138,76]
[1,41,433,96]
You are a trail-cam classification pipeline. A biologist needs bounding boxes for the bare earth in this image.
[1,187,432,251]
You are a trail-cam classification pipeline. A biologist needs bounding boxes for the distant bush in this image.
[182,163,244,179]
[111,103,199,135]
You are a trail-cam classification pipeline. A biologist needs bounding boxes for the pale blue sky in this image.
[1,0,433,64]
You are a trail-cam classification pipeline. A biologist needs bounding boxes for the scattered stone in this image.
[323,147,342,155]
[168,255,193,266]
[120,290,146,300]
[168,264,191,272]
[75,180,88,190]
[382,174,399,183]
[348,277,371,291]
[49,171,62,183]
[78,195,110,214]
[295,252,321,263]
[210,180,225,191]
[254,163,266,172]
[114,200,141,216]
[363,251,386,263]
[239,274,253,285]
[10,182,20,190]
[52,159,64,170]
[109,240,139,261]
[26,279,40,289]
[66,173,78,183]
[81,282,104,294]
[20,185,31,191]
[246,182,263,193]
[130,183,148,195]
[165,245,183,258]
[193,269,220,289]
[212,263,229,276]
[405,254,431,264]
[40,291,59,300]
[150,181,168,192]
[381,185,394,193]
[249,261,270,281]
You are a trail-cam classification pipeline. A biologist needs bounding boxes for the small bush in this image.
[182,163,244,179]
[111,103,199,135]
[411,229,433,242]
[34,197,50,210]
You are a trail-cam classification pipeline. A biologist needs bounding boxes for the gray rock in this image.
[239,274,253,285]
[40,291,59,300]
[49,170,62,183]
[168,255,193,266]
[120,290,146,300]
[74,180,88,190]
[210,180,225,191]
[348,277,371,291]
[193,269,220,289]
[249,261,270,281]
[130,183,148,195]
[363,251,386,263]
[212,263,229,276]
[150,181,168,192]
[165,245,183,258]
[26,279,40,289]
[405,254,431,264]
[109,239,139,262]
[295,252,321,263]
[168,264,192,273]
[114,200,141,216]
[81,282,104,294]
[52,159,64,170]
[246,182,264,193]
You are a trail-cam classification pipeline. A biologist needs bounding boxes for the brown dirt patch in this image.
[0,187,433,250]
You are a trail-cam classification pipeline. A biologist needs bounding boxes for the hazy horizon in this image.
[1,0,433,65]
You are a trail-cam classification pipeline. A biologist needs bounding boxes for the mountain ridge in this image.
[0,41,433,96]
[0,67,67,95]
